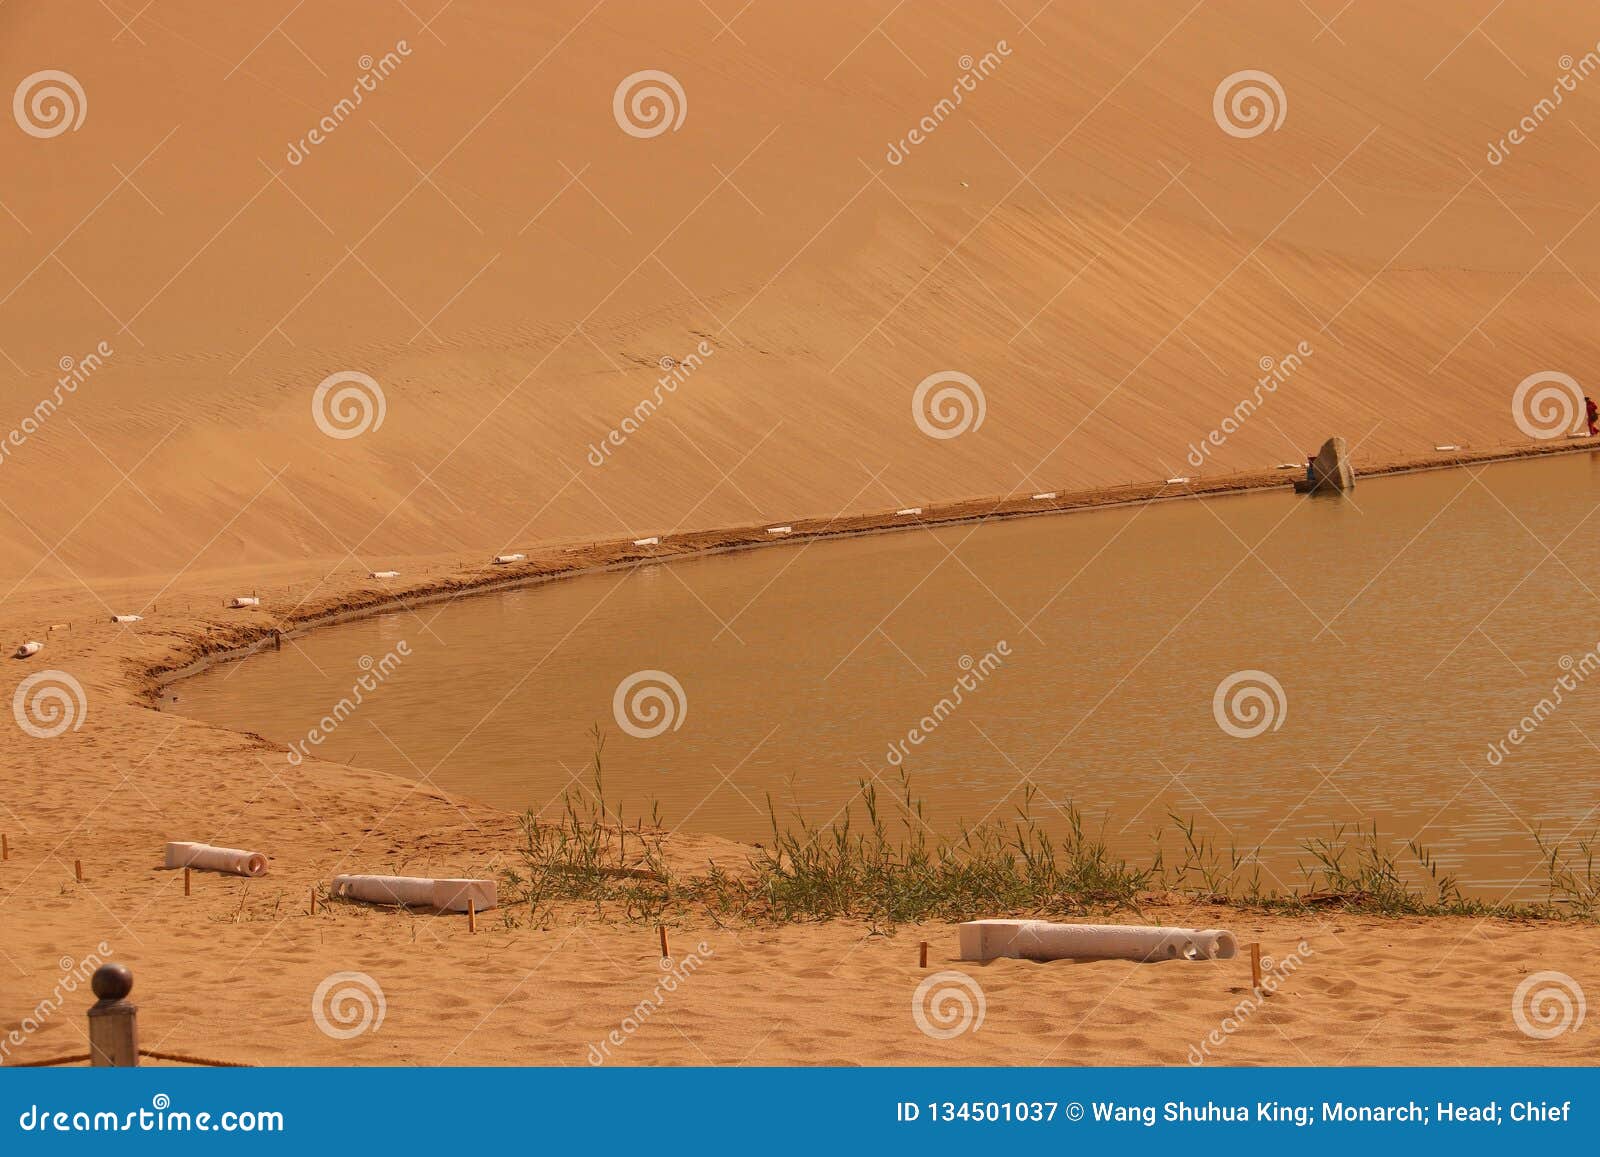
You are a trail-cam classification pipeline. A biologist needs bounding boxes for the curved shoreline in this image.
[147,436,1597,700]
[9,443,1600,1071]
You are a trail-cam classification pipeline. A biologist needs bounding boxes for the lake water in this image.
[175,453,1600,899]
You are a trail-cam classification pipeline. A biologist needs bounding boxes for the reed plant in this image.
[503,727,674,924]
[501,732,1600,926]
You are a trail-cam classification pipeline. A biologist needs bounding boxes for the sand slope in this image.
[5,1,1600,577]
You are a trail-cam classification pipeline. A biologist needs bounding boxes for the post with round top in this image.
[87,963,139,1066]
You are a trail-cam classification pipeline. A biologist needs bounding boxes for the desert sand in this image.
[4,0,1600,1064]
[2,488,1598,1067]
[7,1,1600,574]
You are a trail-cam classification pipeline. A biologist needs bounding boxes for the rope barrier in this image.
[6,1048,252,1068]
[7,1052,90,1068]
[139,1048,253,1068]
[6,967,253,1068]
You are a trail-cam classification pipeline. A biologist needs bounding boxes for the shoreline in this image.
[142,436,1598,703]
[141,435,1600,917]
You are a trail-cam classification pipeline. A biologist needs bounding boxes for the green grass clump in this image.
[498,729,1600,926]
[502,727,676,925]
[1533,828,1600,919]
[742,780,1152,924]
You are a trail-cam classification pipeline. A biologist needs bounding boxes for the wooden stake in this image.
[309,886,317,915]
[919,941,928,969]
[658,925,669,959]
[1250,942,1263,993]
[2,833,8,861]
[74,858,83,883]
[183,867,191,896]
[468,898,477,933]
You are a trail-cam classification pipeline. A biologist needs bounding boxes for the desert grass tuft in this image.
[736,778,1152,924]
[502,726,674,925]
[501,732,1600,926]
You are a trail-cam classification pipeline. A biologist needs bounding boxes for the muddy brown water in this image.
[176,454,1600,899]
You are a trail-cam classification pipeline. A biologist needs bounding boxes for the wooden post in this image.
[183,867,191,896]
[919,941,928,969]
[658,925,669,959]
[87,964,138,1066]
[2,833,8,861]
[468,898,477,933]
[309,886,317,915]
[74,858,83,883]
[1250,943,1263,994]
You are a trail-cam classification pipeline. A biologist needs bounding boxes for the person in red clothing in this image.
[1587,395,1599,436]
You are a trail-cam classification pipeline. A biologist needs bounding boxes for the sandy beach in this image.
[6,0,1600,1066]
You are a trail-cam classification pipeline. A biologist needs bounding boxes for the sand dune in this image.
[5,1,1600,578]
